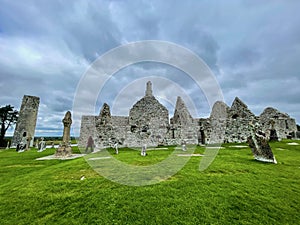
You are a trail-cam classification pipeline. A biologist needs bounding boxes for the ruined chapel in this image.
[78,81,297,147]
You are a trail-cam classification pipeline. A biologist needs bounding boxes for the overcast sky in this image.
[1,0,299,137]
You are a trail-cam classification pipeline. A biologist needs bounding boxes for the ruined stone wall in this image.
[169,97,199,145]
[259,107,297,139]
[225,98,257,143]
[78,81,298,147]
[78,115,97,147]
[111,116,129,145]
[128,95,169,147]
[129,96,169,127]
[208,101,229,144]
[205,98,298,143]
[12,95,40,146]
[167,120,199,145]
[225,117,258,143]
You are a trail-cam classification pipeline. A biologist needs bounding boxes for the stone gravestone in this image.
[181,140,187,151]
[114,142,118,154]
[141,144,147,156]
[247,122,277,164]
[56,111,72,157]
[37,137,46,152]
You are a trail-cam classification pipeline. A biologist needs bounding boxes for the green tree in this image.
[0,105,18,147]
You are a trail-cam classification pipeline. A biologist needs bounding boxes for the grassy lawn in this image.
[0,140,299,224]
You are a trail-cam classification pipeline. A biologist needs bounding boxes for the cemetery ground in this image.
[0,140,299,224]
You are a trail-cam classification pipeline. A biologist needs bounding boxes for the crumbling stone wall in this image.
[169,97,198,144]
[259,107,297,139]
[111,116,129,146]
[208,101,228,144]
[224,97,257,143]
[78,115,97,147]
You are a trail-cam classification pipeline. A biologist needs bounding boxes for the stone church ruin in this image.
[78,81,297,148]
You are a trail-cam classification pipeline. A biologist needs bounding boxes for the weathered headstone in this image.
[12,95,40,147]
[141,144,147,156]
[114,142,119,154]
[37,137,46,152]
[55,111,72,157]
[247,122,277,163]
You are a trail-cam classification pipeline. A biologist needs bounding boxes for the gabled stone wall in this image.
[168,96,199,144]
[224,97,257,143]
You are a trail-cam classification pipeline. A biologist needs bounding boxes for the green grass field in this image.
[0,140,299,225]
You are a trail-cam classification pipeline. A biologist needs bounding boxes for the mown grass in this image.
[0,140,299,224]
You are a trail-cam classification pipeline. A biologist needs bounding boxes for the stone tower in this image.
[12,95,40,146]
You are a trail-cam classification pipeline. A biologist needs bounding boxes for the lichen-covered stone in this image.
[247,122,277,163]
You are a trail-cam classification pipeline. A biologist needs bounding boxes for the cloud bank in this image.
[1,0,299,136]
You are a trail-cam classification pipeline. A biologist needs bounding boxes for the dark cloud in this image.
[1,0,300,136]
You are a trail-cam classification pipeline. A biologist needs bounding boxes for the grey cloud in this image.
[1,0,300,137]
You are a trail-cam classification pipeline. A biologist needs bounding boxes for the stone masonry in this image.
[79,81,297,147]
[12,95,40,147]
